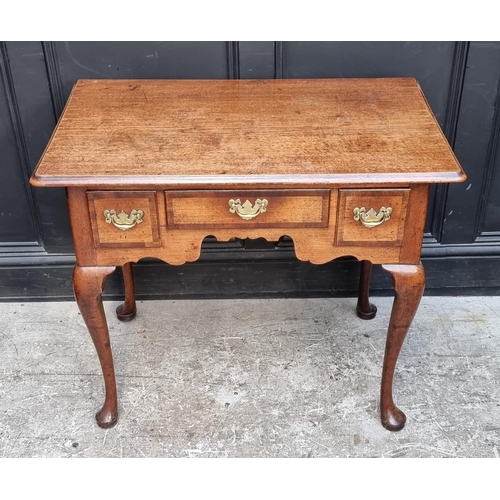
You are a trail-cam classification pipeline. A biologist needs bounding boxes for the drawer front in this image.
[165,190,330,229]
[336,189,410,246]
[87,191,160,248]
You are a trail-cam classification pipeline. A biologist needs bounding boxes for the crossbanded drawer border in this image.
[164,189,331,230]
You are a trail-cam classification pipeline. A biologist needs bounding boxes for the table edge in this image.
[30,171,467,188]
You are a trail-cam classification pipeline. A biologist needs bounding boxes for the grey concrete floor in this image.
[0,296,499,458]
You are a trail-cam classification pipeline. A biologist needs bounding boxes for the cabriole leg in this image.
[73,265,118,428]
[380,263,425,431]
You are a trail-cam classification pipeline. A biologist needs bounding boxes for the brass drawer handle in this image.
[353,206,393,228]
[228,198,268,220]
[103,209,144,231]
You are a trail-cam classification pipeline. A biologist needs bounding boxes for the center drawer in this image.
[165,190,330,229]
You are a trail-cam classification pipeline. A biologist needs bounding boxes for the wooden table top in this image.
[31,78,466,188]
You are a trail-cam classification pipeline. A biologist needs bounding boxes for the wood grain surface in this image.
[31,78,466,188]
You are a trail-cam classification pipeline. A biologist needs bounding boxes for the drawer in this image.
[336,189,410,246]
[87,191,160,248]
[165,190,330,229]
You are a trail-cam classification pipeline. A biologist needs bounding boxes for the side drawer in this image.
[87,191,161,248]
[165,190,330,229]
[336,189,410,246]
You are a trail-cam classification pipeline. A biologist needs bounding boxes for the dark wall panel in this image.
[479,78,500,236]
[54,41,230,99]
[482,128,500,234]
[238,42,275,79]
[6,41,73,252]
[0,43,38,243]
[442,42,500,244]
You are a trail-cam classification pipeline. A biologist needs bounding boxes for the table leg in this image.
[116,262,137,322]
[380,263,425,431]
[356,259,377,320]
[73,265,118,428]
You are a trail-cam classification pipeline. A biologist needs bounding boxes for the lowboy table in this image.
[31,78,466,431]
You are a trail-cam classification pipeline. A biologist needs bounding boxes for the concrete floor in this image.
[0,296,499,458]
